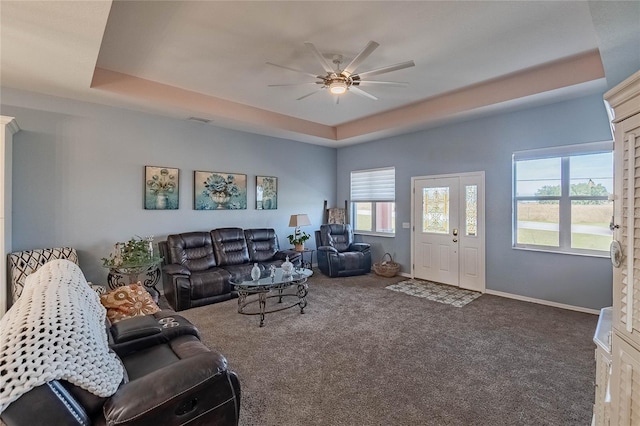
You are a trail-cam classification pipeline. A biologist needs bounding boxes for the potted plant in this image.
[287,231,310,252]
[102,236,163,271]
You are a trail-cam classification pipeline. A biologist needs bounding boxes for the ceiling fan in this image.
[267,41,415,102]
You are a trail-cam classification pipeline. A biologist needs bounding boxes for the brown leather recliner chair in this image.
[315,223,372,277]
[1,313,241,426]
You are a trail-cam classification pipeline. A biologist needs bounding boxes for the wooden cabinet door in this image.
[594,347,612,426]
[611,332,640,425]
[613,113,640,346]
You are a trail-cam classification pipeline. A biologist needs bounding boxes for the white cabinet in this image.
[605,70,640,425]
[594,346,612,426]
[594,307,612,426]
[611,332,640,425]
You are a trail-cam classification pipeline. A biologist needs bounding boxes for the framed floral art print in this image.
[194,171,247,210]
[256,176,277,210]
[144,166,179,210]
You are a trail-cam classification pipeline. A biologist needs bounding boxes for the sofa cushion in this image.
[244,228,280,262]
[167,232,217,272]
[340,251,366,270]
[119,334,224,384]
[320,224,353,252]
[221,263,256,281]
[189,268,231,300]
[212,228,250,266]
[100,283,161,323]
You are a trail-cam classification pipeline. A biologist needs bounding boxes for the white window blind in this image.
[351,167,395,201]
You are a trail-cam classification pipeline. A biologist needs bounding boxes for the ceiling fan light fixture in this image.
[329,80,347,95]
[268,41,415,102]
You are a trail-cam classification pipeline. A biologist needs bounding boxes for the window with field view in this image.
[513,142,613,255]
[351,168,395,235]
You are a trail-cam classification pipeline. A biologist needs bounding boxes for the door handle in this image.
[453,238,458,243]
[453,228,458,236]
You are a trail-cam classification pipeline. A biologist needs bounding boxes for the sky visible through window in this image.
[516,152,613,196]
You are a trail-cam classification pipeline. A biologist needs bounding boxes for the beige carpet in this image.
[177,271,597,426]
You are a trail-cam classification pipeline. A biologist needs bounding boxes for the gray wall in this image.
[2,88,614,309]
[337,93,614,310]
[2,88,336,283]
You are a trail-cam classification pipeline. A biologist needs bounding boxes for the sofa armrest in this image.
[274,249,302,266]
[103,352,237,426]
[109,314,200,357]
[317,246,339,254]
[110,315,162,344]
[273,249,298,260]
[349,243,371,253]
[163,263,191,276]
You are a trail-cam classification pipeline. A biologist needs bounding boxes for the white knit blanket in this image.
[0,259,124,413]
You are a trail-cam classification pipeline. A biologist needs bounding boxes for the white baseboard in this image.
[485,289,600,315]
[392,274,599,315]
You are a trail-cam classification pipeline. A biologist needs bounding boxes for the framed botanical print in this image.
[194,171,247,210]
[256,176,277,210]
[144,166,179,210]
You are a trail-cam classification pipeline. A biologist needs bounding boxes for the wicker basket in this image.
[373,253,400,277]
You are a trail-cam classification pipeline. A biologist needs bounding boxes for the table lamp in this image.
[288,214,311,238]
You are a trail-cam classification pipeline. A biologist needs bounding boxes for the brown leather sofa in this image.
[1,311,241,426]
[159,227,301,311]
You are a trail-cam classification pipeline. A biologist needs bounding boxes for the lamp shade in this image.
[288,214,311,227]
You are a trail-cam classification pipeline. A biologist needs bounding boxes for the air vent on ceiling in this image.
[188,117,211,124]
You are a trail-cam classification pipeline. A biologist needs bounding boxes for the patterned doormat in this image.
[386,279,481,307]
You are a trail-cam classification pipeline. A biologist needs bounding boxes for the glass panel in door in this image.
[422,187,449,234]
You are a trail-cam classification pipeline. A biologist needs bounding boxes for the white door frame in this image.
[411,171,486,292]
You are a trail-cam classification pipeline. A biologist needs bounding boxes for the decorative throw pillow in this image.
[100,282,160,323]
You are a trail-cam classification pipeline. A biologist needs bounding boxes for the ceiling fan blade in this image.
[266,62,321,79]
[354,60,415,79]
[355,80,409,87]
[342,41,379,76]
[349,86,378,100]
[268,82,323,87]
[304,42,335,74]
[297,88,324,101]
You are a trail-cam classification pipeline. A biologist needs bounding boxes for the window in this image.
[513,141,613,256]
[351,167,395,235]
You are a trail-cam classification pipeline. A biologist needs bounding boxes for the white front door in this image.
[413,177,460,286]
[412,172,485,292]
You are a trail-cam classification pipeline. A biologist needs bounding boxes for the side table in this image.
[296,248,314,269]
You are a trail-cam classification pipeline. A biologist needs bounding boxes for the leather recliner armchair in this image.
[315,224,372,277]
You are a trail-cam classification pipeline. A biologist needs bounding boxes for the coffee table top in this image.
[231,267,313,291]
